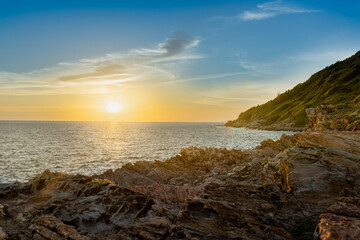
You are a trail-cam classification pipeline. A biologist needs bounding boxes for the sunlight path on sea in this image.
[0,121,293,182]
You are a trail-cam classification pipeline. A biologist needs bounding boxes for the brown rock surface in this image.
[29,215,89,240]
[316,214,360,240]
[263,132,360,214]
[0,129,359,239]
[315,194,360,239]
[306,104,360,131]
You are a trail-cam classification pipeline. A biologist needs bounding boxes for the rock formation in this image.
[306,104,360,131]
[0,127,359,239]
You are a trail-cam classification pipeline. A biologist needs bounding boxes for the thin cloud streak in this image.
[240,0,318,21]
[0,32,203,95]
[158,72,249,85]
[212,0,318,22]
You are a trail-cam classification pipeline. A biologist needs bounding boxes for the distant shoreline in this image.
[0,120,226,124]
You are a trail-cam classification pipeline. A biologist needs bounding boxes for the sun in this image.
[106,102,121,113]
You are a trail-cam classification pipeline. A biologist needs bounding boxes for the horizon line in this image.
[0,119,227,124]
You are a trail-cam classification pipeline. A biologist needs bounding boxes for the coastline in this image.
[0,126,359,239]
[1,2,359,240]
[223,124,304,132]
[216,123,302,132]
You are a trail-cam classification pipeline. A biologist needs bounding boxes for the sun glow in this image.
[106,102,121,113]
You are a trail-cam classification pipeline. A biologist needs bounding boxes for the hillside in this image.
[226,51,360,130]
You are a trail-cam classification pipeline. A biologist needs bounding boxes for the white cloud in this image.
[239,0,318,21]
[240,11,277,21]
[0,32,203,95]
[213,0,318,22]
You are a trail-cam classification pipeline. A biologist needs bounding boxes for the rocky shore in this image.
[225,118,305,131]
[225,104,360,132]
[0,117,359,239]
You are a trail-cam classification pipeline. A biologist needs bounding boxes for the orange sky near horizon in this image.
[0,89,260,123]
[1,1,359,123]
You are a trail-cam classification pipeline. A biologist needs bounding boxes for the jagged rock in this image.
[315,195,360,239]
[306,104,360,131]
[0,121,359,239]
[28,215,89,240]
[0,172,157,239]
[262,131,360,216]
[172,181,300,239]
[96,146,248,187]
[316,213,360,240]
[327,197,360,218]
[118,216,171,239]
[129,184,202,203]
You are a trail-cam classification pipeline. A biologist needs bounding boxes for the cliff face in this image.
[0,128,359,239]
[226,51,360,131]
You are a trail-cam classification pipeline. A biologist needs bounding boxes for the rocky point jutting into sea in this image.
[0,51,360,239]
[0,106,359,240]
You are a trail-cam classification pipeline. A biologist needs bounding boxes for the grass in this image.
[226,51,360,128]
[90,178,115,185]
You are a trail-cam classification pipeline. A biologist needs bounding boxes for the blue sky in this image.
[0,0,360,121]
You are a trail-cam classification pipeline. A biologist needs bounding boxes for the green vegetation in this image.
[90,178,115,185]
[226,51,360,128]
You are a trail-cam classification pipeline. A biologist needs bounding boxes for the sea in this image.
[0,121,294,183]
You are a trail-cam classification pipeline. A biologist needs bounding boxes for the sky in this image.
[0,0,359,122]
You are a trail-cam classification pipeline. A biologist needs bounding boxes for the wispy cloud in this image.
[213,0,318,22]
[240,0,318,20]
[159,72,248,85]
[0,32,203,95]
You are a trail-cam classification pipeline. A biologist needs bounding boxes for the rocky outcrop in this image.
[0,171,156,239]
[94,146,249,186]
[317,213,360,240]
[315,196,360,239]
[306,104,360,131]
[29,215,89,240]
[0,131,359,239]
[262,131,360,214]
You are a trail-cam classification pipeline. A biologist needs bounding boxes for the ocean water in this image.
[0,121,293,183]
